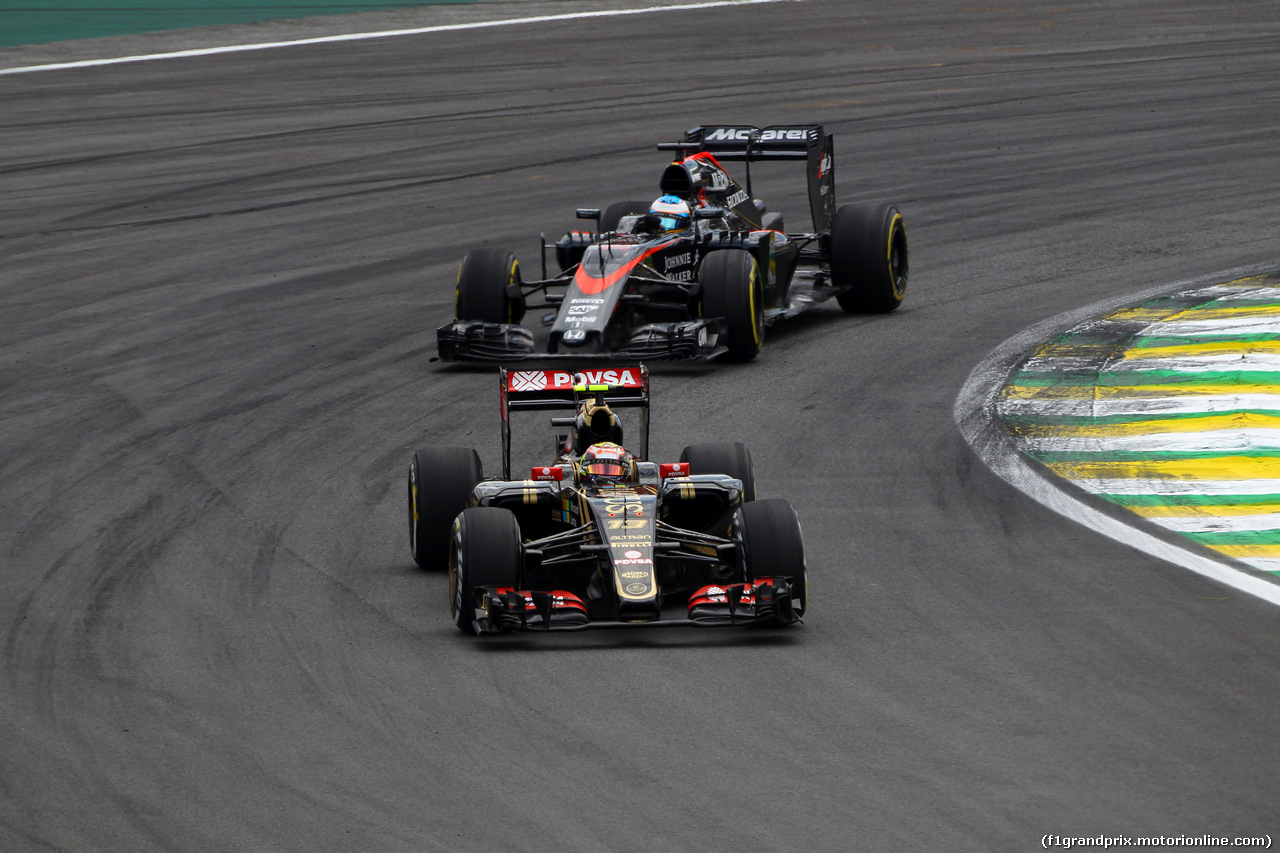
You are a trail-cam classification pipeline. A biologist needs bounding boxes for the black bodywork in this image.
[436,124,908,362]
[407,366,807,634]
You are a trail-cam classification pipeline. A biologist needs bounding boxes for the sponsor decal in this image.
[625,583,648,595]
[531,466,562,482]
[704,127,813,143]
[623,550,642,559]
[659,462,688,479]
[607,533,651,542]
[574,368,640,388]
[725,189,749,209]
[602,497,645,516]
[507,368,643,393]
[566,299,602,320]
[706,128,753,142]
[510,370,549,392]
[615,558,653,566]
[620,571,648,579]
[664,252,692,272]
[818,152,832,178]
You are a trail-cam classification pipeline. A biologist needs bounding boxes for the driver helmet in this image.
[649,195,691,233]
[580,442,637,487]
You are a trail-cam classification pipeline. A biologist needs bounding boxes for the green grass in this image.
[0,0,481,48]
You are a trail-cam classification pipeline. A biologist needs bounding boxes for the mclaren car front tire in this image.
[831,202,908,313]
[679,440,756,502]
[735,499,807,618]
[698,249,764,361]
[408,446,483,570]
[449,506,523,634]
[455,247,526,324]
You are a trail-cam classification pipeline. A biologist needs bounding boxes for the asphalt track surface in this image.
[3,1,1279,850]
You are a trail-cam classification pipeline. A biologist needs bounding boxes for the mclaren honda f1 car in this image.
[436,123,908,363]
[406,365,806,634]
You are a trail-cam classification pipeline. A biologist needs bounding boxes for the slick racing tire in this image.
[831,202,908,313]
[408,447,483,571]
[698,249,764,361]
[455,247,526,324]
[679,441,756,502]
[449,506,523,634]
[735,499,807,618]
[600,199,652,233]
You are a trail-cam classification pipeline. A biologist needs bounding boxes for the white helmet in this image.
[649,195,691,232]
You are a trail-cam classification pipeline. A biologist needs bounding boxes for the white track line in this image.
[954,261,1280,608]
[0,0,792,75]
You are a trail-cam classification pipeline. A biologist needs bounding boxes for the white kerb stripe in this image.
[1148,514,1280,534]
[1021,429,1280,454]
[1069,479,1280,496]
[998,396,1280,418]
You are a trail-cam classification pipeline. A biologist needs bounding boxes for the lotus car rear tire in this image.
[449,506,523,634]
[831,202,908,313]
[455,247,526,324]
[409,447,483,571]
[679,440,756,502]
[699,249,764,361]
[735,498,807,617]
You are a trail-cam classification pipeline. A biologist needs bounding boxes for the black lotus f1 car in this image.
[407,365,806,634]
[436,124,908,362]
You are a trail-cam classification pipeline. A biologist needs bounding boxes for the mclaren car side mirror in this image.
[695,207,724,219]
[576,208,602,222]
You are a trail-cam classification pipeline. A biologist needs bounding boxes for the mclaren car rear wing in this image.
[657,124,836,234]
[499,366,651,478]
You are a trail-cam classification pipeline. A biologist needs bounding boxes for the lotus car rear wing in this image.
[499,366,650,478]
[657,124,836,234]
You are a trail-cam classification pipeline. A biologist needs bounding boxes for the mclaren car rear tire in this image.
[698,249,764,361]
[409,447,483,571]
[600,199,652,233]
[449,506,523,634]
[679,441,756,502]
[455,247,526,324]
[735,498,807,618]
[831,202,908,313]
